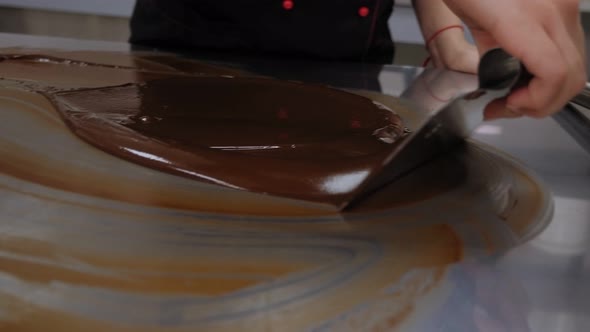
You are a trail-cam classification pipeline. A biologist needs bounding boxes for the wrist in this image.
[426,27,469,64]
[425,25,465,52]
[423,26,478,73]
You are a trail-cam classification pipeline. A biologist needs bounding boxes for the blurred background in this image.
[0,0,539,66]
[1,0,589,68]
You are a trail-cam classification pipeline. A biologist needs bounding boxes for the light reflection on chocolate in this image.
[2,51,412,208]
[0,49,552,331]
[49,76,408,208]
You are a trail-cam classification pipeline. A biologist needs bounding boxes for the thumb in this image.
[470,28,500,56]
[455,44,480,74]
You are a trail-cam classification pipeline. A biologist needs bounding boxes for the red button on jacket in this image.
[283,0,294,10]
[358,6,370,17]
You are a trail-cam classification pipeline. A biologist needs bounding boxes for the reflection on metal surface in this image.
[533,195,590,255]
[529,312,590,332]
[474,125,503,136]
[0,48,555,331]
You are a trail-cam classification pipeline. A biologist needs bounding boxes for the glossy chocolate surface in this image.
[51,76,407,207]
[1,51,408,208]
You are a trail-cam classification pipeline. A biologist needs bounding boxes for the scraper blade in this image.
[343,48,530,209]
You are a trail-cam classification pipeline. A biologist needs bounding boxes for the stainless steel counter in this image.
[471,118,590,332]
[0,32,589,331]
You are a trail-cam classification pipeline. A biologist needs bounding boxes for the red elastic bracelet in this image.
[425,24,464,49]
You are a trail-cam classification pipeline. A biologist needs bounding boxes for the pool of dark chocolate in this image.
[49,76,407,208]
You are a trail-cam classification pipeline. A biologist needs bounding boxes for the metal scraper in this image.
[343,48,530,209]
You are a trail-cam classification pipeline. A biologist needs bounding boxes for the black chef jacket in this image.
[129,0,396,64]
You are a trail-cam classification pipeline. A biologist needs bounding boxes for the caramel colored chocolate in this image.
[0,49,553,332]
[50,76,407,207]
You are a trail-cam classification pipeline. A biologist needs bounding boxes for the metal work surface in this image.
[0,33,589,331]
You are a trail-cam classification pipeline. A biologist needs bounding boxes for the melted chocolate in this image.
[1,51,409,208]
[0,51,246,91]
[0,50,552,332]
[50,76,407,208]
[0,51,245,75]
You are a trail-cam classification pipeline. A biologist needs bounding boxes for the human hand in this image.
[401,67,477,113]
[443,0,587,119]
[414,0,479,74]
[425,26,479,74]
